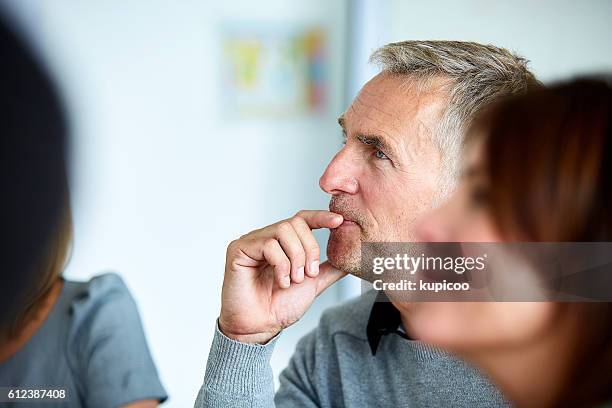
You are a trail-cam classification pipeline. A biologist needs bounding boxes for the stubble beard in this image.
[326,227,364,277]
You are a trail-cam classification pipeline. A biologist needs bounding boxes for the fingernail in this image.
[310,260,319,276]
[297,266,304,280]
[282,276,291,288]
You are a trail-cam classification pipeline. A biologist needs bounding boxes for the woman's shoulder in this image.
[64,272,131,302]
[63,272,143,345]
[61,274,168,405]
[62,273,160,383]
[64,272,135,313]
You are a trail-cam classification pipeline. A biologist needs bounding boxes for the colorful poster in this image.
[220,24,328,117]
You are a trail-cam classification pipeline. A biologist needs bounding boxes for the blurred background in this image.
[2,0,611,406]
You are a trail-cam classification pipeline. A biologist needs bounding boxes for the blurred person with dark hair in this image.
[0,14,167,408]
[415,78,612,407]
[0,16,67,348]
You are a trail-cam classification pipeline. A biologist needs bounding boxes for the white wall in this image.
[2,1,347,406]
[387,0,612,83]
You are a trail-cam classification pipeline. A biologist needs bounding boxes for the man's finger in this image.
[239,238,291,288]
[295,210,343,230]
[275,222,306,283]
[290,216,321,278]
[262,238,292,289]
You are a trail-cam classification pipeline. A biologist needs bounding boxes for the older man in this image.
[195,41,539,407]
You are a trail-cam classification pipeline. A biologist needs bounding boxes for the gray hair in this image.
[370,40,541,200]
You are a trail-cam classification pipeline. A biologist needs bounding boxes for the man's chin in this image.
[326,233,363,278]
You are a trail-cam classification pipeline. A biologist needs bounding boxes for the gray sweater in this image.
[195,290,510,407]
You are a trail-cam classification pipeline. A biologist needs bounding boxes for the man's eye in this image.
[374,150,388,160]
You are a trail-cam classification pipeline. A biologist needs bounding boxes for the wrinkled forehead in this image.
[340,72,451,138]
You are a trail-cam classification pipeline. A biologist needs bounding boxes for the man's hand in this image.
[219,210,346,344]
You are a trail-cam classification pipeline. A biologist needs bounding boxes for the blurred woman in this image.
[0,15,167,408]
[413,79,612,407]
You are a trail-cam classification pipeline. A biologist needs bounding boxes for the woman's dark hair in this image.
[472,78,612,407]
[476,79,612,242]
[0,13,69,335]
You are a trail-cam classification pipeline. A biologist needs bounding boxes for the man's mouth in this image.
[329,208,361,229]
[329,196,363,229]
[338,219,359,228]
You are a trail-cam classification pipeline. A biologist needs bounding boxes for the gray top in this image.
[0,273,167,407]
[195,289,509,407]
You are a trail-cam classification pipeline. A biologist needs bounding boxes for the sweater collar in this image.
[366,291,411,355]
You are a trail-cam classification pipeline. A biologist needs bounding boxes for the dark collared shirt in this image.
[366,291,412,355]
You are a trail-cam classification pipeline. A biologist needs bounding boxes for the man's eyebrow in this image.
[337,116,395,156]
[356,134,395,155]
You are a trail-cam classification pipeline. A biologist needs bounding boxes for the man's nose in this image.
[319,148,359,195]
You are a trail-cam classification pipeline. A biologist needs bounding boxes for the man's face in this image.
[320,73,448,275]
